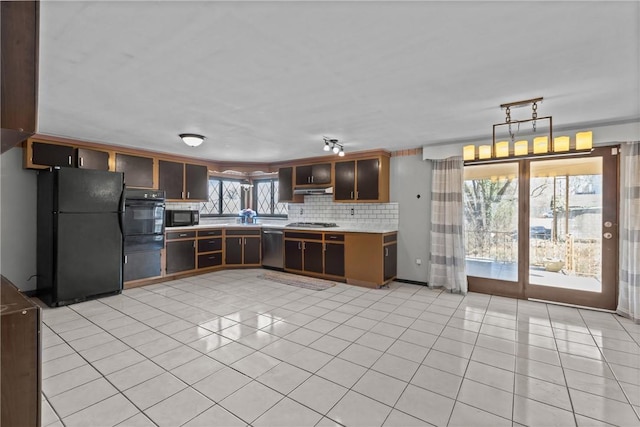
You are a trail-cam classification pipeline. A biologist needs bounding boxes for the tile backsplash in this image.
[288,195,398,225]
[166,196,398,226]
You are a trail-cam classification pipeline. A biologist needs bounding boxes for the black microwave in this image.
[165,210,199,227]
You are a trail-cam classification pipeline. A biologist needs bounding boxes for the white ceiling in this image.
[37,1,640,163]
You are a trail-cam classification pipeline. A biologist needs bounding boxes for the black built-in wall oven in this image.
[123,188,165,281]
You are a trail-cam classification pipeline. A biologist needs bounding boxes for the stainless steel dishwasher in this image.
[261,229,284,270]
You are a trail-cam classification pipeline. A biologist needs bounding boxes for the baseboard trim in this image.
[22,289,38,297]
[395,278,429,286]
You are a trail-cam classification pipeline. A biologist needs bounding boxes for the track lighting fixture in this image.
[322,137,345,156]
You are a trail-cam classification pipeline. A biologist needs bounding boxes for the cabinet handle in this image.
[298,241,301,250]
[323,243,326,251]
[68,155,72,165]
[239,238,242,245]
[350,191,354,199]
[181,191,185,199]
[179,233,187,237]
[208,240,216,244]
[303,242,306,250]
[244,238,247,245]
[356,191,359,199]
[193,241,196,248]
[311,176,314,183]
[79,157,84,167]
[124,255,128,264]
[187,192,190,198]
[209,256,216,260]
[385,247,389,256]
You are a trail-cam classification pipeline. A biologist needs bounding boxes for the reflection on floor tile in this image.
[38,268,640,426]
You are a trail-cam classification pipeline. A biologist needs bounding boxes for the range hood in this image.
[293,186,334,195]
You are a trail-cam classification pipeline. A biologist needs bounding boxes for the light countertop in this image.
[166,222,398,234]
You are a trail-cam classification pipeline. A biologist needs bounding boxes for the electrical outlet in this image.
[350,208,354,216]
[416,258,422,265]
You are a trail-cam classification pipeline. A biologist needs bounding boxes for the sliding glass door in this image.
[464,147,618,309]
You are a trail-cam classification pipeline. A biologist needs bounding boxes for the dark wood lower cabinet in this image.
[225,236,244,265]
[1,276,40,427]
[124,250,161,281]
[198,252,223,268]
[384,242,397,281]
[325,243,345,277]
[166,240,195,273]
[285,240,303,270]
[243,237,261,265]
[304,241,323,273]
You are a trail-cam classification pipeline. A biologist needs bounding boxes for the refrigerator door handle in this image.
[118,185,126,235]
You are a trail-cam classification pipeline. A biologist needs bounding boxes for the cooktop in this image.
[286,222,339,228]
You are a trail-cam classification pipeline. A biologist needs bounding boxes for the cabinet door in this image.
[284,240,303,270]
[278,167,294,202]
[185,164,208,200]
[115,153,154,188]
[159,160,184,199]
[312,163,332,185]
[124,251,161,281]
[166,240,195,274]
[303,241,324,274]
[324,243,345,277]
[225,237,244,265]
[295,165,312,185]
[31,142,74,167]
[198,238,222,253]
[384,243,397,281]
[198,252,222,269]
[356,158,379,200]
[334,161,355,200]
[243,237,261,265]
[77,148,109,171]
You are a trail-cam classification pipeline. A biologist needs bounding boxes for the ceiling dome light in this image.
[179,133,205,147]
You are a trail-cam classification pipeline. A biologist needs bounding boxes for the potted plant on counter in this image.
[239,208,257,224]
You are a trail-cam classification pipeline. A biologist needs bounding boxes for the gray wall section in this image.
[0,147,38,291]
[390,154,432,283]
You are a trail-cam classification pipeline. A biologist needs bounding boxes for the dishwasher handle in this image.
[262,230,283,235]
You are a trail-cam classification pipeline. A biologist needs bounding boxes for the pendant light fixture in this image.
[179,133,205,147]
[463,98,593,162]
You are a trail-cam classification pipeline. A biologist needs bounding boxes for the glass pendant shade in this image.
[478,145,492,159]
[514,140,528,156]
[463,145,475,161]
[576,131,593,150]
[494,141,509,158]
[533,136,548,154]
[554,136,570,152]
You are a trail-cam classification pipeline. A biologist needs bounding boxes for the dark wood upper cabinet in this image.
[158,160,184,199]
[77,148,109,171]
[295,163,331,185]
[116,153,154,188]
[278,167,303,203]
[185,163,208,200]
[356,158,379,200]
[31,142,74,167]
[334,160,356,200]
[1,1,38,153]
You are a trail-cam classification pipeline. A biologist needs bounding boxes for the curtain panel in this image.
[617,141,640,323]
[429,156,467,294]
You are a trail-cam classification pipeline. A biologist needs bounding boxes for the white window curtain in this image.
[617,141,640,323]
[429,156,467,294]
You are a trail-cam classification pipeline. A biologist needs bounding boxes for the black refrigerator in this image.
[37,168,125,307]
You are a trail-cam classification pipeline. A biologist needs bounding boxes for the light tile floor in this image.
[39,269,640,427]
